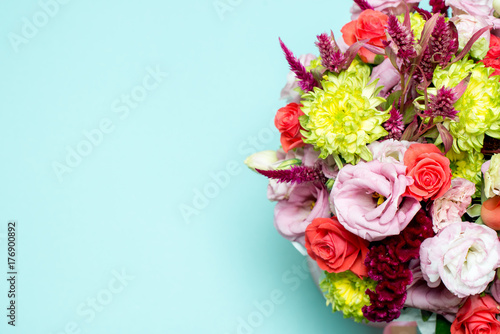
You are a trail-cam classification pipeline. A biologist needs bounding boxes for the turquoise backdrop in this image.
[0,0,384,333]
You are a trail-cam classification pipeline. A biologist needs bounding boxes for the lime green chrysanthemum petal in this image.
[433,58,500,153]
[300,63,390,164]
[446,150,484,197]
[320,271,376,323]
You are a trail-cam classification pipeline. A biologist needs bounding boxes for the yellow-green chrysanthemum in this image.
[320,271,376,323]
[433,58,500,153]
[446,150,484,197]
[300,62,390,164]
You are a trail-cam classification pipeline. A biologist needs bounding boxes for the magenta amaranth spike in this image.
[279,38,319,92]
[424,75,469,119]
[430,0,449,16]
[354,0,374,10]
[315,33,345,73]
[255,165,324,184]
[386,15,417,62]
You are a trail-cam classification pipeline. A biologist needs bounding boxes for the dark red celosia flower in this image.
[255,165,326,185]
[362,209,435,322]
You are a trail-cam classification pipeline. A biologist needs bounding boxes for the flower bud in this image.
[244,150,278,172]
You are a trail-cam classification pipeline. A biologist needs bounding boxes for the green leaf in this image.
[435,315,452,334]
[421,310,433,322]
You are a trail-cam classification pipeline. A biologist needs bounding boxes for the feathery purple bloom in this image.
[424,87,459,119]
[386,15,417,63]
[353,0,374,11]
[414,16,459,84]
[315,33,346,73]
[384,107,405,140]
[279,38,319,93]
[256,165,325,185]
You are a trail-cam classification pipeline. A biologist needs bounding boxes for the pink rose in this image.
[430,178,476,233]
[305,217,369,277]
[331,160,421,242]
[420,222,500,298]
[451,295,500,334]
[274,182,330,245]
[350,0,422,19]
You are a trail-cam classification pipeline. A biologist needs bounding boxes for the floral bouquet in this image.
[245,0,500,333]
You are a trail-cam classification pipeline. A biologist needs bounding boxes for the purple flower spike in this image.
[279,38,319,93]
[430,0,449,16]
[384,107,404,140]
[353,0,374,11]
[424,74,470,120]
[386,15,417,63]
[316,33,346,73]
[256,165,325,185]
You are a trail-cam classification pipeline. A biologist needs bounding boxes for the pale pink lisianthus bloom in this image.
[330,160,421,242]
[430,178,476,233]
[350,0,421,20]
[274,182,330,246]
[405,260,464,321]
[367,139,412,164]
[420,222,500,298]
[446,0,500,28]
[369,58,401,97]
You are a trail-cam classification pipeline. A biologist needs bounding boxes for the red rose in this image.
[341,9,388,63]
[305,217,369,277]
[481,35,500,77]
[403,143,452,201]
[274,103,305,152]
[451,295,500,334]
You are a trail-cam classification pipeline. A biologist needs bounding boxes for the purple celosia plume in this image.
[430,0,448,16]
[353,0,374,11]
[384,106,405,140]
[256,165,325,185]
[279,38,319,92]
[414,16,459,84]
[386,15,417,63]
[423,74,468,119]
[315,33,346,73]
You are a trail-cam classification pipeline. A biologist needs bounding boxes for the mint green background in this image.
[0,0,384,333]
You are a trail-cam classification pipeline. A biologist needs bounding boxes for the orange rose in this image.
[481,196,500,230]
[274,103,305,152]
[451,295,500,334]
[403,143,452,201]
[341,9,388,63]
[305,217,369,277]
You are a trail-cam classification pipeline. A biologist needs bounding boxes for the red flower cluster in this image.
[362,209,435,322]
[481,35,500,77]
